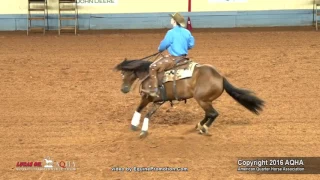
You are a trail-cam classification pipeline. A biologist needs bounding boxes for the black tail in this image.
[223,77,265,115]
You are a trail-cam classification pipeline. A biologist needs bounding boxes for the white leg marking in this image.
[200,125,209,134]
[196,122,203,130]
[141,117,149,131]
[131,111,141,126]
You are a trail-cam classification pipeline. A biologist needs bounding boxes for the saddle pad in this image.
[162,61,198,83]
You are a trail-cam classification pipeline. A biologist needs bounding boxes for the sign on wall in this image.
[77,0,118,6]
[209,0,247,2]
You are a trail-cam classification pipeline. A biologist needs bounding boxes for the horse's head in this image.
[119,70,137,93]
[114,59,151,94]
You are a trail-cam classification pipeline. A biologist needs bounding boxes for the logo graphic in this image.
[43,157,54,168]
[15,156,76,171]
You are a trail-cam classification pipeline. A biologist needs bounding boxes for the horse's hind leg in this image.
[196,100,219,135]
[131,97,150,131]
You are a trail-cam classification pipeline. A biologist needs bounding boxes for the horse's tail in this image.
[223,77,265,115]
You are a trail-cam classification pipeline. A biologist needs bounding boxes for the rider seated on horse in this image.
[148,12,195,97]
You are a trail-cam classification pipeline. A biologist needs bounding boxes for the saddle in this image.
[155,57,198,103]
[157,57,191,85]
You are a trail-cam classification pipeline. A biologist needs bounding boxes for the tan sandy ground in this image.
[0,26,319,180]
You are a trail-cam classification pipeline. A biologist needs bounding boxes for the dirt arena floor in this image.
[0,26,319,180]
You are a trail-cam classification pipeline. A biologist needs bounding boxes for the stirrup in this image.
[141,88,159,97]
[149,92,158,97]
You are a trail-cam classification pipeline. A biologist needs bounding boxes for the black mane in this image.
[114,59,152,72]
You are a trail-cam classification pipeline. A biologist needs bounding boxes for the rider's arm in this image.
[158,30,173,52]
[188,33,195,50]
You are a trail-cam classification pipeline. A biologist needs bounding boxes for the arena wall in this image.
[0,0,315,31]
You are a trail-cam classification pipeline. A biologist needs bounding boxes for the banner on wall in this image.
[209,0,247,3]
[77,0,118,6]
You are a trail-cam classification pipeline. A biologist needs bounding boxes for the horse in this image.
[114,54,265,138]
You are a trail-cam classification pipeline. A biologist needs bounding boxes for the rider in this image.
[148,12,195,97]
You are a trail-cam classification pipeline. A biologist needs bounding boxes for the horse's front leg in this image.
[131,97,150,131]
[140,102,164,138]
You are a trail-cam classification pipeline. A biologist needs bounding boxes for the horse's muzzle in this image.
[121,85,130,93]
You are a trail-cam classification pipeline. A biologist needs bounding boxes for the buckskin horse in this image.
[114,52,265,138]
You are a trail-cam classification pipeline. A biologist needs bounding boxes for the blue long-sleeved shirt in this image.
[158,26,195,56]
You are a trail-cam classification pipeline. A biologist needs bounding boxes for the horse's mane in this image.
[114,59,152,72]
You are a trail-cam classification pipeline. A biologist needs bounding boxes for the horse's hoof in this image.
[199,125,209,135]
[139,131,148,138]
[196,122,203,130]
[131,125,139,131]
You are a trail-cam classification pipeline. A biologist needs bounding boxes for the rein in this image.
[137,74,150,94]
[139,51,162,61]
[131,71,149,92]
